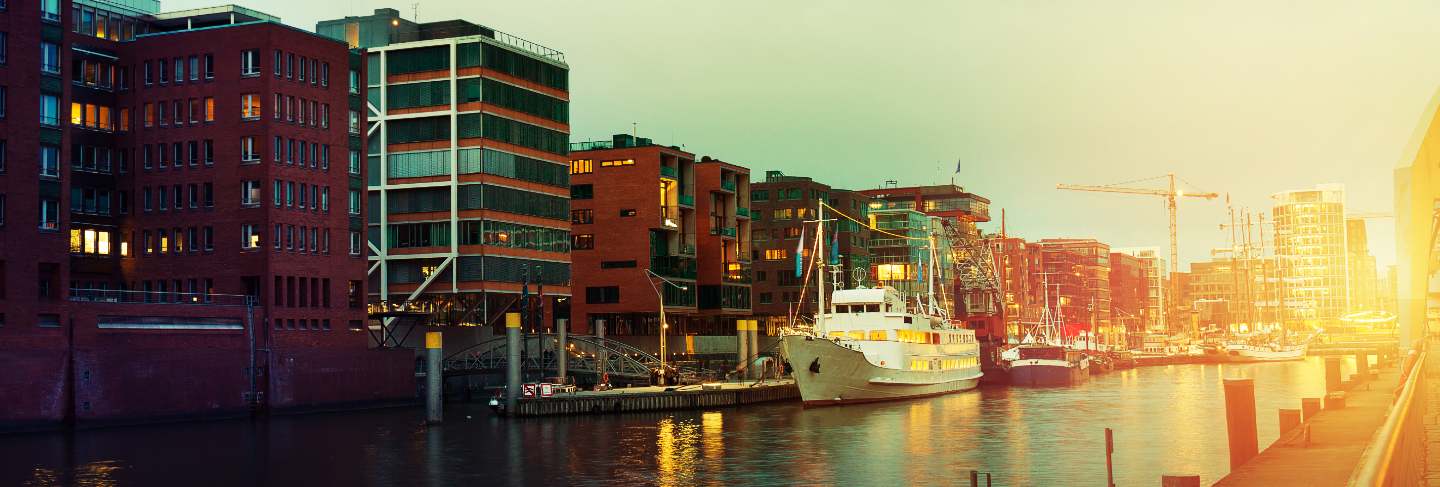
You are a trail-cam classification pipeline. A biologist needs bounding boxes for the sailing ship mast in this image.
[815,202,827,334]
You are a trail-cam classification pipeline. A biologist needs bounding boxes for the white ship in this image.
[781,203,981,406]
[1223,332,1311,362]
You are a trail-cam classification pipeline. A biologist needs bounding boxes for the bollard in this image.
[557,318,568,382]
[506,312,522,414]
[1354,352,1369,383]
[426,331,443,423]
[1324,357,1342,392]
[1278,408,1301,435]
[1160,474,1201,487]
[737,319,749,380]
[1223,378,1259,469]
[1301,397,1321,421]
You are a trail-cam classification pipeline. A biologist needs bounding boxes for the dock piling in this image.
[737,319,749,380]
[1324,356,1342,392]
[557,318,568,381]
[506,312,522,413]
[1278,408,1301,435]
[1160,474,1200,487]
[1223,377,1259,469]
[1301,397,1321,421]
[425,331,443,423]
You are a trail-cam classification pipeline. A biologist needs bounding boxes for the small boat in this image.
[1000,274,1090,386]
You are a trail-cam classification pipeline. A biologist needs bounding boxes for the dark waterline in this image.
[1,357,1353,486]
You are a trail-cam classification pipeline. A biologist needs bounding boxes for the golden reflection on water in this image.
[702,411,724,464]
[655,417,702,487]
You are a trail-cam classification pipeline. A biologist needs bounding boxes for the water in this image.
[1,357,1353,486]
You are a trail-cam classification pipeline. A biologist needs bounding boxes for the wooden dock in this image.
[1211,358,1401,486]
[505,380,798,417]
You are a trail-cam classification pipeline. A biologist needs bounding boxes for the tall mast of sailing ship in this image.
[816,202,827,334]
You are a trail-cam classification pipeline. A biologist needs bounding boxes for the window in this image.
[570,159,593,174]
[273,223,282,249]
[39,199,58,230]
[286,53,294,79]
[143,103,153,127]
[187,141,198,166]
[39,145,59,177]
[173,57,183,83]
[571,234,595,250]
[40,41,58,74]
[571,209,593,224]
[118,108,129,131]
[204,97,214,122]
[240,49,259,76]
[619,209,636,217]
[203,140,213,165]
[298,55,306,82]
[321,187,329,211]
[348,110,359,134]
[241,93,261,119]
[188,56,198,81]
[349,231,362,256]
[41,0,59,22]
[204,183,214,207]
[159,58,168,83]
[285,181,294,207]
[349,69,359,94]
[585,286,620,304]
[570,184,593,200]
[240,136,258,162]
[273,180,282,207]
[241,224,260,249]
[321,104,329,128]
[348,190,360,215]
[0,32,6,65]
[241,180,261,206]
[348,150,360,175]
[144,61,152,85]
[204,54,214,79]
[321,62,329,86]
[40,93,58,126]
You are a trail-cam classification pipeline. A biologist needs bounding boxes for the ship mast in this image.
[816,202,827,334]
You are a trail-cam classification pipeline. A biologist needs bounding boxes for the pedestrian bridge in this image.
[442,334,662,382]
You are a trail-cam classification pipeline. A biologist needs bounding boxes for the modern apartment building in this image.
[567,134,749,342]
[4,1,412,430]
[567,134,696,336]
[1271,184,1348,328]
[1345,217,1379,312]
[1113,247,1167,334]
[1037,238,1114,343]
[748,170,873,331]
[317,9,572,333]
[1109,251,1146,347]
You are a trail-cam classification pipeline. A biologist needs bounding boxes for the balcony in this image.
[678,194,695,207]
[710,226,737,238]
[736,207,750,219]
[724,264,752,284]
[651,255,697,280]
[720,179,737,192]
[660,165,678,180]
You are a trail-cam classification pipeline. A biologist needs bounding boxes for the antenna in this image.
[411,3,419,22]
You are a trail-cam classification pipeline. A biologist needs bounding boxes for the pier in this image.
[502,380,798,417]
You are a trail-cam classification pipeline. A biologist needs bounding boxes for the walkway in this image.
[1214,359,1400,486]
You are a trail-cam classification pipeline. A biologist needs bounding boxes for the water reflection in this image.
[0,357,1350,486]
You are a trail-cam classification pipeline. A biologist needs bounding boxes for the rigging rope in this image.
[818,202,929,241]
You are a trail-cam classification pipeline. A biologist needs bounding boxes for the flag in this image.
[795,227,805,278]
[954,158,962,174]
[829,223,840,265]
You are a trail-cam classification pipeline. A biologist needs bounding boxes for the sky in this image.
[166,0,1440,270]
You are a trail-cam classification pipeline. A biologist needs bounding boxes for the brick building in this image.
[749,170,873,331]
[317,8,572,335]
[1109,251,1146,348]
[1037,238,1113,342]
[3,2,414,430]
[567,134,750,346]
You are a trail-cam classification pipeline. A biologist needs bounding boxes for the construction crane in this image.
[1056,173,1219,276]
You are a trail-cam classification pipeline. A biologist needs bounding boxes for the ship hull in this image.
[1224,346,1306,362]
[1006,360,1088,386]
[782,335,981,407]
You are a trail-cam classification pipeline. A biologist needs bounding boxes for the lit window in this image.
[240,93,261,119]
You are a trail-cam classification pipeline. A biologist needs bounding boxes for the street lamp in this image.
[645,268,688,386]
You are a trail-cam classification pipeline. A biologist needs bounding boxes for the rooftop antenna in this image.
[411,3,419,22]
[633,122,638,139]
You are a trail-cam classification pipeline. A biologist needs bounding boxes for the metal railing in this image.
[651,255,697,280]
[721,179,737,191]
[736,207,751,218]
[660,165,678,179]
[69,288,254,306]
[1349,347,1429,486]
[711,226,737,237]
[678,194,695,207]
[491,30,566,64]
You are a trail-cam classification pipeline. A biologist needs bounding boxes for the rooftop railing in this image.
[491,30,566,64]
[69,288,254,306]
